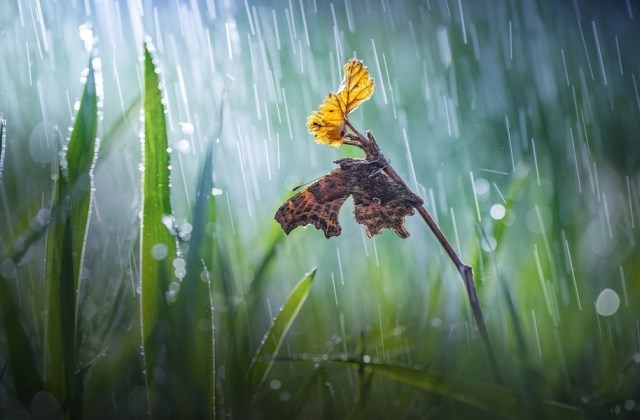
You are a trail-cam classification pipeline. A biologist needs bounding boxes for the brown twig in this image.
[344,119,504,385]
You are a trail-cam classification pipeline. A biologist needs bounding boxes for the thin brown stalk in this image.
[344,120,504,385]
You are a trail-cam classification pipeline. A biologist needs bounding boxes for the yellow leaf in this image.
[307,59,374,147]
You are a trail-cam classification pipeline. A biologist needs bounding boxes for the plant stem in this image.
[385,164,503,384]
[344,121,504,384]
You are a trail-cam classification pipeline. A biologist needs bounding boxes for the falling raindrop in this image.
[525,205,552,234]
[436,26,452,67]
[200,270,211,283]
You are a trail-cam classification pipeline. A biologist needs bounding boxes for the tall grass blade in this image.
[44,56,99,417]
[0,278,43,406]
[182,140,216,418]
[249,267,317,396]
[247,224,285,302]
[286,366,324,418]
[139,39,177,412]
[364,361,583,419]
[244,222,285,326]
[99,94,142,162]
[0,116,6,184]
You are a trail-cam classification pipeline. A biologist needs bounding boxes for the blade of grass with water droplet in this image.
[249,267,317,396]
[139,40,177,407]
[44,56,98,416]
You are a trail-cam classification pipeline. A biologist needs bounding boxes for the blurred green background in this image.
[1,0,639,418]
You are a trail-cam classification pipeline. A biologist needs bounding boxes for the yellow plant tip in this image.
[306,93,346,147]
[306,59,374,147]
[338,59,375,115]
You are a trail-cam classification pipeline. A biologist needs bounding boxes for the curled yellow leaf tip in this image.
[307,59,374,147]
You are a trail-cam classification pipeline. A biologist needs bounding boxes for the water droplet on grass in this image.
[151,243,168,260]
[173,258,185,269]
[166,289,177,303]
[174,267,186,279]
[78,23,95,52]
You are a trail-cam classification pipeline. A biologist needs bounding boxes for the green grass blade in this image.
[364,362,583,419]
[0,278,43,406]
[285,366,336,418]
[246,223,285,302]
[139,39,177,413]
[44,57,99,416]
[139,40,176,340]
[43,172,67,401]
[0,116,6,184]
[65,58,100,311]
[182,141,216,418]
[252,219,286,284]
[249,267,317,396]
[98,94,142,162]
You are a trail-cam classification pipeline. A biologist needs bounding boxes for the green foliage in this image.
[43,57,99,418]
[250,267,316,395]
[139,42,176,349]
